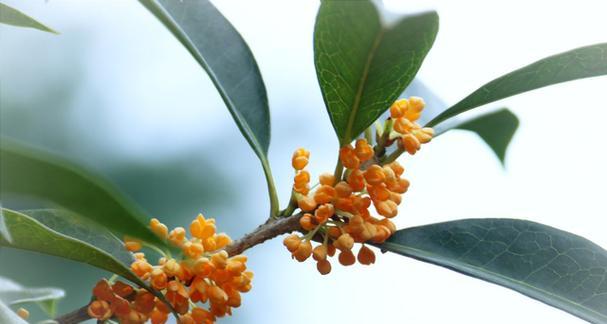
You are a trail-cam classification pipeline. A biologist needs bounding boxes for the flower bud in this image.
[319,172,336,186]
[299,213,316,231]
[312,244,328,261]
[297,195,317,212]
[87,300,112,321]
[390,99,409,119]
[316,259,332,275]
[357,245,376,265]
[354,139,374,162]
[293,240,312,262]
[338,250,356,266]
[334,233,354,251]
[283,234,301,252]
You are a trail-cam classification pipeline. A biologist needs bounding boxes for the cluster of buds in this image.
[87,279,164,323]
[88,214,252,324]
[285,97,433,275]
[389,97,434,154]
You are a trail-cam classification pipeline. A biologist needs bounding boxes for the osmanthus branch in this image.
[224,213,303,256]
[54,213,303,324]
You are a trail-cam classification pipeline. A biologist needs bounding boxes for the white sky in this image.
[2,0,607,323]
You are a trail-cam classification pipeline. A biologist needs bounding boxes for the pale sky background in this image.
[1,0,606,323]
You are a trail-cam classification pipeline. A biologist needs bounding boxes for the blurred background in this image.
[1,0,606,323]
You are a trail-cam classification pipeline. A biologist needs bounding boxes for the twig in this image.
[224,213,302,256]
[54,213,303,324]
[54,305,89,324]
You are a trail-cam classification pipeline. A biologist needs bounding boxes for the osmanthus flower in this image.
[284,97,433,274]
[87,215,253,324]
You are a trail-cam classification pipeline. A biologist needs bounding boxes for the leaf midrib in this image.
[381,241,607,322]
[343,28,385,144]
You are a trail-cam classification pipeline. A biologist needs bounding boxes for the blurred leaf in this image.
[139,0,278,216]
[314,0,438,144]
[0,302,27,324]
[105,158,230,227]
[0,3,58,34]
[436,109,519,165]
[0,208,143,285]
[138,0,270,157]
[0,276,64,317]
[37,299,58,319]
[378,218,607,324]
[0,140,167,247]
[0,208,11,243]
[427,43,607,127]
[20,209,133,267]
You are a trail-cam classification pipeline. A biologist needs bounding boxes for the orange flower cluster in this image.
[88,279,166,323]
[389,97,434,155]
[287,140,403,274]
[286,98,433,275]
[88,215,252,324]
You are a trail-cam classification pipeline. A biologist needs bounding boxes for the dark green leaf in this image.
[0,3,58,34]
[0,276,64,317]
[138,0,279,216]
[20,209,134,267]
[138,0,270,157]
[378,218,607,324]
[439,109,519,165]
[0,209,143,286]
[314,1,438,144]
[427,43,607,127]
[0,140,165,247]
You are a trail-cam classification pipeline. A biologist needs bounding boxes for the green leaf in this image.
[378,218,607,324]
[138,0,278,216]
[0,3,58,34]
[0,140,166,247]
[0,208,142,285]
[19,209,134,267]
[0,276,64,317]
[138,0,270,157]
[435,109,519,165]
[427,43,607,127]
[314,0,438,145]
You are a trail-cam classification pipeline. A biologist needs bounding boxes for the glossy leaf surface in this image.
[314,0,438,144]
[379,218,607,324]
[139,0,270,157]
[427,43,607,127]
[0,209,142,285]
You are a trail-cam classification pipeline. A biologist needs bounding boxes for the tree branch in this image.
[54,213,303,324]
[224,213,302,256]
[54,305,89,324]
